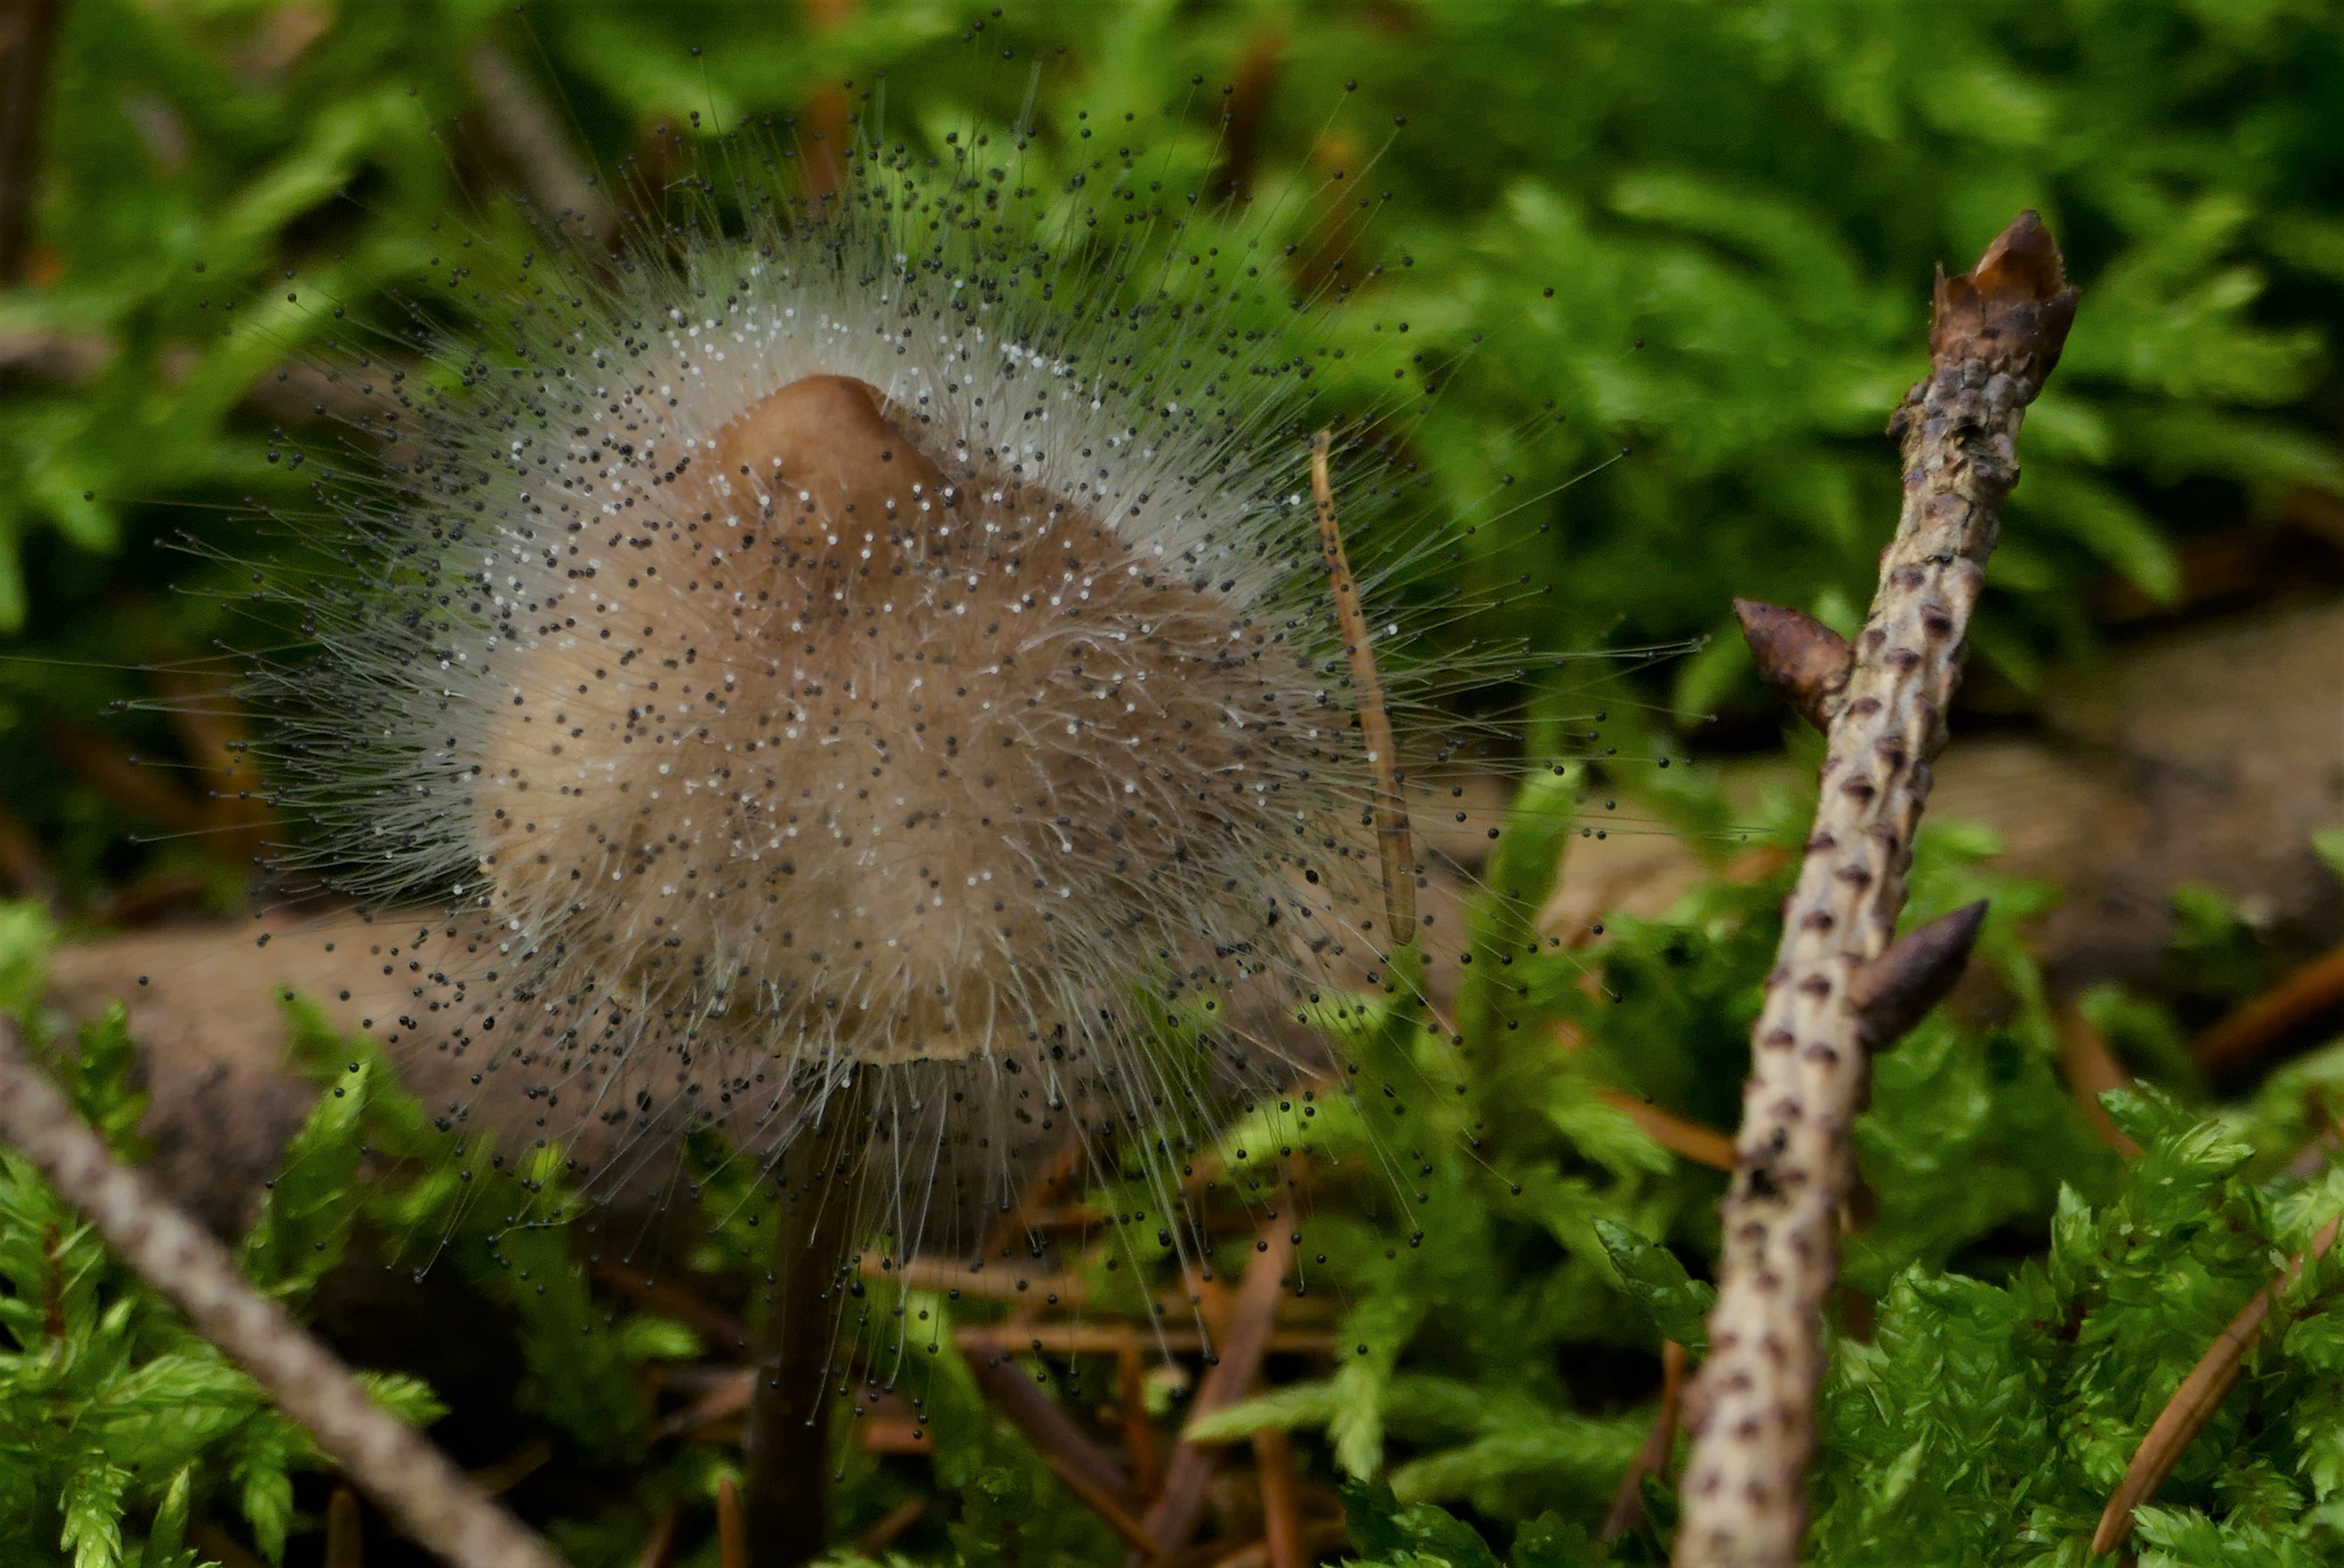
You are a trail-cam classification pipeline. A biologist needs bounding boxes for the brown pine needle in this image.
[716,1476,748,1568]
[1035,1446,1163,1559]
[1143,1222,1300,1554]
[2193,939,2344,1077]
[1253,1426,1306,1568]
[2056,1007,2141,1157]
[2092,1212,2343,1554]
[633,1505,681,1568]
[853,1498,928,1559]
[1312,429,1417,958]
[1121,1340,1165,1500]
[1601,1091,1736,1171]
[324,1489,363,1568]
[965,1347,1134,1508]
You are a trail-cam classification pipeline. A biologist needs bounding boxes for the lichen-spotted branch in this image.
[0,1016,565,1568]
[1674,211,2076,1567]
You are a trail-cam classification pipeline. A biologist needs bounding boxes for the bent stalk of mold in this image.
[0,1015,565,1568]
[1312,429,1417,966]
[1674,212,2076,1567]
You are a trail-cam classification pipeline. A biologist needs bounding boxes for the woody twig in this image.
[0,1017,564,1568]
[1675,212,2076,1566]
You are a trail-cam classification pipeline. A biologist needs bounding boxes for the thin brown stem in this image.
[1600,1092,1735,1172]
[591,1259,752,1355]
[0,1017,562,1568]
[1121,1340,1164,1501]
[852,1499,927,1558]
[958,1324,1332,1358]
[1675,212,2076,1568]
[1312,430,1416,960]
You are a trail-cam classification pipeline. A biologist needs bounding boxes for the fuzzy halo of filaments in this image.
[244,122,1524,1248]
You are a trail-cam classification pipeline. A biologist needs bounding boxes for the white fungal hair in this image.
[247,127,1511,1257]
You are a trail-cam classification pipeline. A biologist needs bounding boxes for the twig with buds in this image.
[0,1015,565,1568]
[1675,210,2077,1566]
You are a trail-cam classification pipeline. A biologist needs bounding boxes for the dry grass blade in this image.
[2092,1213,2342,1554]
[1312,429,1417,961]
[1602,1339,1688,1541]
[957,1323,1333,1359]
[0,0,62,285]
[0,1017,564,1568]
[1675,210,2076,1568]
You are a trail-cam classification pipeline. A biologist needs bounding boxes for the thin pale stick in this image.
[1312,430,1417,957]
[0,1017,563,1568]
[1675,212,2077,1567]
[463,43,618,243]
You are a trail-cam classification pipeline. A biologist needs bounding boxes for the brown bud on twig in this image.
[1847,900,1987,1050]
[1922,209,2079,401]
[1733,599,1853,730]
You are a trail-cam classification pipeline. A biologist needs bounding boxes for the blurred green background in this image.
[5,0,2343,904]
